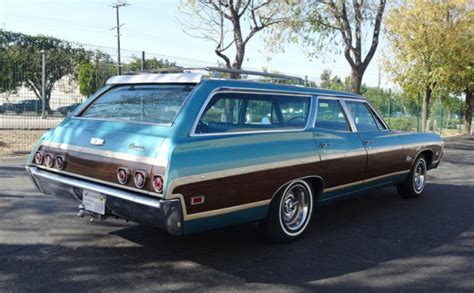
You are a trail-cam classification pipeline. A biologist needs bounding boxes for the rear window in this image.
[80,84,194,124]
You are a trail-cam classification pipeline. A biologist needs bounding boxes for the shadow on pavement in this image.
[1,182,472,291]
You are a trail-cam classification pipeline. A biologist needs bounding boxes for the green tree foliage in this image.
[123,57,176,72]
[78,51,116,97]
[0,31,89,110]
[0,31,90,110]
[385,0,473,132]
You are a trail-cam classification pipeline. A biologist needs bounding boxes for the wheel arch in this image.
[414,149,433,169]
[270,175,324,206]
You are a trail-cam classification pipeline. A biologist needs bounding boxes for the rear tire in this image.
[262,180,313,243]
[397,156,427,198]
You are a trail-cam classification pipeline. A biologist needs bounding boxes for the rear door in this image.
[313,97,367,198]
[344,100,404,181]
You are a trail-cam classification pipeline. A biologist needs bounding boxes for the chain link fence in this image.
[0,42,468,158]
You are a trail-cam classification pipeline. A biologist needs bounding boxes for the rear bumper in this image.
[26,166,183,235]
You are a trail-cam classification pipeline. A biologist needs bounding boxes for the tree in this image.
[179,0,290,76]
[268,0,386,94]
[123,57,176,72]
[385,1,472,132]
[319,69,345,91]
[0,31,89,110]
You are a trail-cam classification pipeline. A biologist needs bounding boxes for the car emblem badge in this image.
[129,143,145,152]
[406,155,413,162]
[90,138,105,146]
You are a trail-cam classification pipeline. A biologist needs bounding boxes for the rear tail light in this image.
[45,154,54,168]
[134,170,147,189]
[34,151,44,164]
[117,168,130,185]
[152,175,164,193]
[55,155,65,170]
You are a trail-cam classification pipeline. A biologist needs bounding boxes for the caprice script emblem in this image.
[129,143,145,152]
[90,138,105,146]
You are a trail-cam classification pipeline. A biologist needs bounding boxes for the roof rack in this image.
[122,67,304,85]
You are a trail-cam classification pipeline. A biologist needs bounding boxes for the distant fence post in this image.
[41,49,46,119]
[141,51,145,71]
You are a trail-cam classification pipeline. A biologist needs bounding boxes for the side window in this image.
[279,100,310,125]
[198,98,241,124]
[195,93,310,134]
[315,99,351,131]
[345,101,381,131]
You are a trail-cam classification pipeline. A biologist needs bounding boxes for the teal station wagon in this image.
[26,68,444,242]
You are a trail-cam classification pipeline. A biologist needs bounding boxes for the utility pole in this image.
[111,1,129,75]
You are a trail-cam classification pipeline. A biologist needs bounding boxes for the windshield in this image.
[80,84,194,124]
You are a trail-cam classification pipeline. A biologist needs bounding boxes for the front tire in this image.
[397,156,427,198]
[262,180,313,243]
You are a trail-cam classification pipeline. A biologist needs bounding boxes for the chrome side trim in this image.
[189,88,314,137]
[323,170,410,192]
[43,141,168,168]
[27,166,164,208]
[34,164,163,198]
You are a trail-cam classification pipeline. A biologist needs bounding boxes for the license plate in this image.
[82,190,106,215]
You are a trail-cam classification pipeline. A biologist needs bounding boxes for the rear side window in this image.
[345,101,383,131]
[195,93,310,134]
[315,99,351,131]
[80,85,193,124]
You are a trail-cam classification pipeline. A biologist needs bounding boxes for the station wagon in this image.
[26,68,444,242]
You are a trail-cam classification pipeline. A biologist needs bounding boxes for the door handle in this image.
[320,143,331,149]
[363,140,373,146]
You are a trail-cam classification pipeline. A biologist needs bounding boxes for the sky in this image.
[0,0,389,87]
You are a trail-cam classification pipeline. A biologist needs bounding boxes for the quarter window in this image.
[195,93,310,134]
[315,99,351,131]
[345,101,383,131]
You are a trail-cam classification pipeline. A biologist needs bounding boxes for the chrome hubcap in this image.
[413,161,426,192]
[280,183,310,232]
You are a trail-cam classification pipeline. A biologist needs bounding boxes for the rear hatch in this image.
[36,83,194,191]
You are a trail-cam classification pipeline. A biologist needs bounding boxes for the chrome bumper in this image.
[26,166,183,235]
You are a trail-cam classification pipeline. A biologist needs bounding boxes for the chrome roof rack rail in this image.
[203,67,304,84]
[123,67,304,85]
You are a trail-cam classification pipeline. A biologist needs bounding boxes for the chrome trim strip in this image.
[43,141,168,168]
[189,88,314,137]
[27,166,166,208]
[323,170,410,192]
[34,164,164,198]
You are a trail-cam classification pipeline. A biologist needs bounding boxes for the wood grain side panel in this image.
[173,162,321,215]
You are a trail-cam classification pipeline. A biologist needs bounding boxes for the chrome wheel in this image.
[413,159,426,193]
[279,181,312,235]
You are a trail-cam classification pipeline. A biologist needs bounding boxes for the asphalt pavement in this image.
[0,136,473,292]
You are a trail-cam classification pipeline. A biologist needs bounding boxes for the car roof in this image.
[105,72,364,100]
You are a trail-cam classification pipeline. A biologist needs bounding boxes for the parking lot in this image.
[0,136,473,291]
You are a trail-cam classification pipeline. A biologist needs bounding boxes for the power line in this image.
[110,0,129,75]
